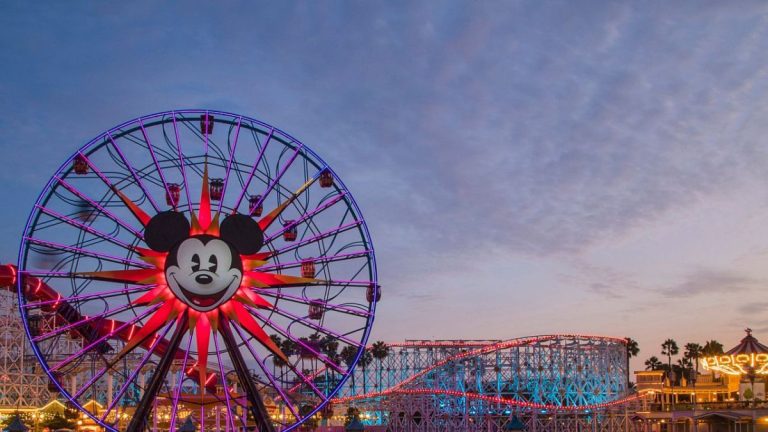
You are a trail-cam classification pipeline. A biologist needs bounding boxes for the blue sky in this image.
[3,1,768,370]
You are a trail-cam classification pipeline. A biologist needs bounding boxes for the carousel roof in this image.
[725,328,768,355]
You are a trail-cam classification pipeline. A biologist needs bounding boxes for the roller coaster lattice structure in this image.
[329,335,641,430]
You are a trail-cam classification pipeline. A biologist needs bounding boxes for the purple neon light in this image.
[54,176,144,238]
[232,127,274,212]
[262,191,348,243]
[169,329,194,431]
[106,131,161,212]
[35,205,136,251]
[50,304,161,371]
[257,291,371,318]
[246,307,345,374]
[248,304,359,348]
[140,118,176,211]
[265,221,363,262]
[249,143,303,217]
[101,320,175,423]
[216,116,242,216]
[212,332,238,431]
[172,113,193,210]
[24,237,150,268]
[255,249,371,272]
[231,323,300,421]
[31,302,142,342]
[25,284,154,309]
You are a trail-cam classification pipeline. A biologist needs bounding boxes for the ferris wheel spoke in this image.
[255,249,372,272]
[247,304,361,348]
[127,313,189,432]
[24,284,155,309]
[257,291,371,318]
[231,323,302,422]
[211,331,240,431]
[216,116,242,216]
[265,220,363,259]
[246,307,345,374]
[49,304,162,371]
[30,302,141,342]
[54,176,145,239]
[262,191,348,244]
[249,143,303,219]
[102,318,177,425]
[219,320,277,432]
[106,131,162,213]
[233,128,274,212]
[169,328,195,432]
[255,171,319,227]
[24,237,151,269]
[35,205,137,251]
[172,114,194,209]
[140,118,177,211]
[78,151,153,227]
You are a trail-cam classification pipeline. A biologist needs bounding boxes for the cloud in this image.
[660,269,762,298]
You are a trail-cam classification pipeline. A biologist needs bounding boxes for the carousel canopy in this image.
[725,329,768,355]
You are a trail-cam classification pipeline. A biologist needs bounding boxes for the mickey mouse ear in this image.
[220,213,264,254]
[144,211,190,252]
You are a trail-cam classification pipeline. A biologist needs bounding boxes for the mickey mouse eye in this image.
[191,254,201,272]
[208,255,218,273]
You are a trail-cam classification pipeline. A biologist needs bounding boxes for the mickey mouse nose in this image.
[195,274,213,285]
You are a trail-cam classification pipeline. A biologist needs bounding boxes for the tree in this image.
[645,356,663,371]
[661,339,679,409]
[370,341,390,391]
[270,334,286,375]
[344,406,361,426]
[702,340,724,356]
[626,338,639,390]
[341,345,359,395]
[684,342,703,407]
[359,349,373,394]
[661,339,679,380]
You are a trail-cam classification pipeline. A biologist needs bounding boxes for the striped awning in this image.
[725,328,768,355]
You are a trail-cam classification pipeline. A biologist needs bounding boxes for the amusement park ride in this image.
[0,109,640,432]
[5,110,379,431]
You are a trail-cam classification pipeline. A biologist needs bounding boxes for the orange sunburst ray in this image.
[196,312,212,386]
[112,187,152,227]
[78,268,163,284]
[133,286,174,306]
[233,288,273,309]
[258,177,316,231]
[120,301,181,357]
[225,302,287,362]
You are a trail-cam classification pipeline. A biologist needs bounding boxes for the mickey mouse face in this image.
[144,211,264,312]
[165,235,242,311]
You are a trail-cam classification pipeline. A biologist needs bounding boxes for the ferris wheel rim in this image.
[16,109,379,431]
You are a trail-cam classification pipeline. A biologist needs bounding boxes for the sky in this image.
[3,1,768,372]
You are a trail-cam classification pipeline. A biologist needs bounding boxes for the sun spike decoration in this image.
[17,110,378,432]
[81,163,299,380]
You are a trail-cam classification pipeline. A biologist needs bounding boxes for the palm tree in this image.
[626,338,639,390]
[359,349,373,394]
[370,341,390,391]
[340,345,358,395]
[645,356,663,371]
[684,342,703,407]
[702,340,724,356]
[661,339,679,409]
[270,334,286,377]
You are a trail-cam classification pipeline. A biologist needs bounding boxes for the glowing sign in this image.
[701,353,768,375]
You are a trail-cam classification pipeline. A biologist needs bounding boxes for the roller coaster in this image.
[326,336,646,431]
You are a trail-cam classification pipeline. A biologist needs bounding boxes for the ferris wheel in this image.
[16,110,379,431]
